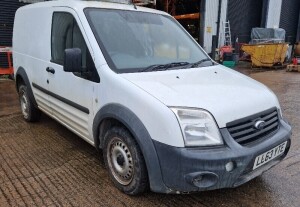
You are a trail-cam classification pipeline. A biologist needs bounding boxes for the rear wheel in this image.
[18,84,41,122]
[103,126,148,195]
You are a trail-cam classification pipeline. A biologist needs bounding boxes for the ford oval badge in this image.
[254,120,266,130]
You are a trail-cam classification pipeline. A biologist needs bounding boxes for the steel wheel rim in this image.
[107,137,134,186]
[20,90,29,118]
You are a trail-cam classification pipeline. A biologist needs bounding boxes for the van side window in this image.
[51,12,100,83]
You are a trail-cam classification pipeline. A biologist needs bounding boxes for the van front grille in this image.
[227,108,279,146]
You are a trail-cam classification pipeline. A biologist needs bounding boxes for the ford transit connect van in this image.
[13,0,292,195]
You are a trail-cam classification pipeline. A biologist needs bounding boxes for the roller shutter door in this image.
[0,0,27,68]
[227,0,263,44]
[0,0,27,46]
[279,0,300,44]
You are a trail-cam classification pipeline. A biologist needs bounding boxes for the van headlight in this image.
[171,108,223,147]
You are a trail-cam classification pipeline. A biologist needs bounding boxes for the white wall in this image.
[266,0,282,28]
[218,0,228,48]
[203,0,228,53]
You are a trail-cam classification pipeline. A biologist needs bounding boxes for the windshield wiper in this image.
[188,58,214,68]
[140,62,190,72]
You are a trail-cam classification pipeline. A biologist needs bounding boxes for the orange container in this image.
[0,47,14,75]
[220,45,233,57]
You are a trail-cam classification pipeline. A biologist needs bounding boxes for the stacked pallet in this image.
[286,64,300,72]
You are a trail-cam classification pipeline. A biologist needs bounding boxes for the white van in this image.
[13,0,291,195]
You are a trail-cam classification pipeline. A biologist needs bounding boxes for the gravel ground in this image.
[0,68,300,207]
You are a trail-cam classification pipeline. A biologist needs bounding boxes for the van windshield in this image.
[85,8,210,73]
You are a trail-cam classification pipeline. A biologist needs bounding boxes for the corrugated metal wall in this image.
[0,0,27,68]
[203,0,227,53]
[227,0,263,44]
[266,0,282,28]
[279,0,300,44]
[297,13,300,41]
[260,0,268,28]
[218,0,228,48]
[0,0,27,46]
[203,0,218,53]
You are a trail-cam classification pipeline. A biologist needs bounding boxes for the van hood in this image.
[120,65,280,128]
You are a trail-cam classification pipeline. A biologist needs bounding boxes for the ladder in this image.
[223,21,232,46]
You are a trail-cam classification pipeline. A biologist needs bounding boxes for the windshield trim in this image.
[84,7,210,74]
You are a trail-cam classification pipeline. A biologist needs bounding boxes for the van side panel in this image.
[13,7,52,61]
[13,6,53,115]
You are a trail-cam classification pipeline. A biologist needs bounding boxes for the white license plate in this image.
[253,141,287,170]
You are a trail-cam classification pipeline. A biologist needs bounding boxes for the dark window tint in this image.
[51,12,99,82]
[51,13,73,64]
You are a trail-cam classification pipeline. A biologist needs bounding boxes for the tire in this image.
[18,84,41,122]
[103,126,149,195]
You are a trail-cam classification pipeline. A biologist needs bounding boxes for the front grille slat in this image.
[229,116,278,138]
[228,121,255,132]
[264,116,278,126]
[227,108,279,146]
[231,126,256,138]
[261,111,278,120]
[234,122,279,143]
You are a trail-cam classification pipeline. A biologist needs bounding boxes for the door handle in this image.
[46,67,55,74]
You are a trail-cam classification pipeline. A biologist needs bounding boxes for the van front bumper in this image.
[153,119,291,193]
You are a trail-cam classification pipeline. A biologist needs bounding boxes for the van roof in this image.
[18,0,168,16]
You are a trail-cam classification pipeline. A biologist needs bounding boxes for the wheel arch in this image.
[93,103,169,193]
[15,67,38,107]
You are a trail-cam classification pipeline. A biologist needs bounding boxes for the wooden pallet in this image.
[286,64,300,72]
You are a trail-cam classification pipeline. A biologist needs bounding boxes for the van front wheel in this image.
[103,126,148,195]
[18,84,41,122]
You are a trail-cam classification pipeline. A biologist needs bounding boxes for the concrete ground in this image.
[0,68,300,207]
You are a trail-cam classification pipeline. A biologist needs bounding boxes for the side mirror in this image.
[64,48,82,73]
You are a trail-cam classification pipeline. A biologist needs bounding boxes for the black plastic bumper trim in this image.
[153,119,292,193]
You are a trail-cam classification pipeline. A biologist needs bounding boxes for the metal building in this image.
[279,0,300,44]
[227,0,264,44]
[0,0,27,46]
[0,0,27,70]
[227,0,300,45]
[0,0,299,55]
